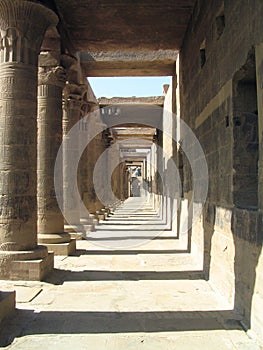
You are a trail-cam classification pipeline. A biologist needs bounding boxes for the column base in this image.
[104,207,112,216]
[80,217,98,226]
[44,239,76,256]
[64,224,85,240]
[68,232,84,240]
[0,291,16,322]
[80,217,97,233]
[64,224,85,232]
[83,223,95,233]
[38,232,71,244]
[100,208,108,216]
[38,232,76,256]
[95,211,106,221]
[0,246,54,281]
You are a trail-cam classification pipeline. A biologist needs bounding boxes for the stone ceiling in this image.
[53,0,196,52]
[43,0,196,76]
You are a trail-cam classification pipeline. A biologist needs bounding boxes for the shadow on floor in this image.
[0,309,242,347]
[85,235,179,241]
[45,269,205,284]
[73,249,189,256]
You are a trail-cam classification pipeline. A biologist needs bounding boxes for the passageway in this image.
[0,1,262,349]
[0,196,260,349]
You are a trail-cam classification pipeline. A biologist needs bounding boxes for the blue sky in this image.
[88,76,171,98]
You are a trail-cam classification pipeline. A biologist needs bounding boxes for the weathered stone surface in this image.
[54,1,195,51]
[178,0,263,345]
[99,96,164,106]
[79,50,177,77]
[0,248,54,281]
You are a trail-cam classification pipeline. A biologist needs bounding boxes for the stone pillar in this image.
[78,100,90,208]
[37,52,76,255]
[93,132,108,221]
[0,0,57,280]
[119,162,126,201]
[78,99,98,232]
[121,165,129,200]
[108,140,122,206]
[63,83,84,235]
[83,119,111,219]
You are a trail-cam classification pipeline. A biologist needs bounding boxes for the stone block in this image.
[0,291,15,322]
[7,252,54,281]
[44,239,76,256]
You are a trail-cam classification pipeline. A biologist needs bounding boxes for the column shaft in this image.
[0,0,57,279]
[37,63,72,246]
[63,86,83,230]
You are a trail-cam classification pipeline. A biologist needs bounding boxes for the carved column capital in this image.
[81,102,92,115]
[63,83,84,111]
[38,66,66,88]
[81,95,97,116]
[0,0,58,64]
[60,54,80,83]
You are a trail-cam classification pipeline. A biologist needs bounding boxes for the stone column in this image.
[78,100,90,208]
[83,117,110,219]
[37,52,76,255]
[78,99,98,232]
[0,0,57,280]
[63,83,84,235]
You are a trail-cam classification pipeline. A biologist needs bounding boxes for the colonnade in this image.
[0,0,107,280]
[0,0,161,281]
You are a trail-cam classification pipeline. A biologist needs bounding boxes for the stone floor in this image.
[0,197,261,349]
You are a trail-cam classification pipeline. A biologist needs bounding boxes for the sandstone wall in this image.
[179,0,263,343]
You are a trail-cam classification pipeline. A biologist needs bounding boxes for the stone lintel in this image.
[79,50,177,77]
[99,96,164,106]
[79,50,177,62]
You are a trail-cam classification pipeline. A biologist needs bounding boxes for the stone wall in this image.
[178,0,263,343]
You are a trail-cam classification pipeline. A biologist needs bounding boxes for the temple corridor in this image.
[0,0,263,349]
